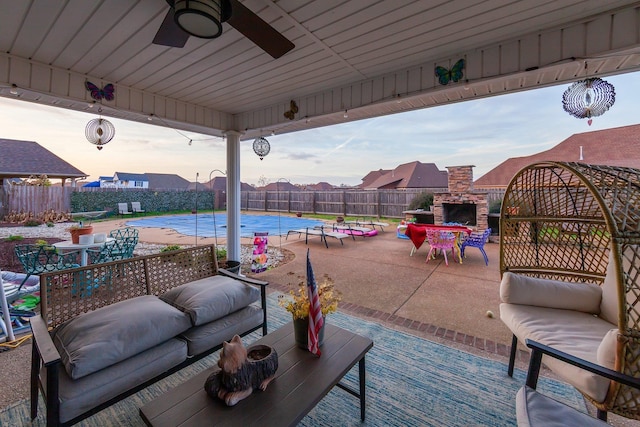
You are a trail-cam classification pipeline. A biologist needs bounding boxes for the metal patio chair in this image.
[13,243,80,300]
[460,228,491,265]
[425,230,457,266]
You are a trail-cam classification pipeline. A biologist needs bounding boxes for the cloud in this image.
[285,152,318,160]
[322,136,355,157]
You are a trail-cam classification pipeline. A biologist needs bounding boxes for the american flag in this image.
[306,249,324,356]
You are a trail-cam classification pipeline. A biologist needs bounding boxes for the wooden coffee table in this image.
[139,322,373,426]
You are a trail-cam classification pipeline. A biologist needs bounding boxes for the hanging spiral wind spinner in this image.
[253,137,270,160]
[85,108,116,150]
[562,77,615,126]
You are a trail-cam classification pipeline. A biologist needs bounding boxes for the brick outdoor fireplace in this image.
[433,165,488,230]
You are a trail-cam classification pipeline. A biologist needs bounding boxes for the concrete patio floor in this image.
[1,216,639,426]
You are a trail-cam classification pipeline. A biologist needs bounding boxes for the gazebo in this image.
[0,139,87,186]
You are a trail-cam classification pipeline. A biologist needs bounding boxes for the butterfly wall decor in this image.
[283,100,299,120]
[85,81,115,101]
[434,59,465,86]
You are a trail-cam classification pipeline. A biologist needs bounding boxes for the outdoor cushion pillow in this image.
[500,272,602,314]
[53,295,192,380]
[159,275,260,326]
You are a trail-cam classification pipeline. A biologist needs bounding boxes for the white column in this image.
[225,131,242,262]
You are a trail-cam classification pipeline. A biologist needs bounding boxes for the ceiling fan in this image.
[153,0,294,59]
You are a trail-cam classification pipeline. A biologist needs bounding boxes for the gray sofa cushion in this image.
[516,386,606,427]
[159,275,260,326]
[180,304,263,356]
[57,338,187,424]
[53,295,191,380]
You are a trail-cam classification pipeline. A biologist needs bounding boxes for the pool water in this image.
[126,214,324,238]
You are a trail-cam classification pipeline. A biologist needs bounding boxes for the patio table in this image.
[405,223,472,259]
[139,322,373,427]
[53,238,114,266]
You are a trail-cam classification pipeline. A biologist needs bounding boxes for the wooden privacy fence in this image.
[242,189,451,218]
[1,185,73,218]
[1,185,507,220]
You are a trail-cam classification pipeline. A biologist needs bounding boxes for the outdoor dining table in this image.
[405,223,473,260]
[53,238,114,266]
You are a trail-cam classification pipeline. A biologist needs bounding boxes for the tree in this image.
[257,175,269,187]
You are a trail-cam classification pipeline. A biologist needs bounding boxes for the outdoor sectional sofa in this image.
[29,244,268,427]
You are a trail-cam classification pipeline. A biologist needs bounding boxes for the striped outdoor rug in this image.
[0,293,585,426]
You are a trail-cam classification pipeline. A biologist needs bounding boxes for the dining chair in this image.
[86,240,118,264]
[116,236,139,259]
[100,236,138,261]
[109,227,139,241]
[460,228,492,265]
[13,244,80,300]
[425,230,457,266]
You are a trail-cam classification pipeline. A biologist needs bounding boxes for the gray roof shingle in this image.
[475,124,640,188]
[145,173,191,190]
[0,138,86,179]
[362,161,448,189]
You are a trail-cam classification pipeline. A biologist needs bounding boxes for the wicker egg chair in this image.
[500,161,640,420]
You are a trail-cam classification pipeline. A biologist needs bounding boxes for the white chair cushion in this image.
[500,272,602,314]
[500,303,614,402]
[597,328,619,370]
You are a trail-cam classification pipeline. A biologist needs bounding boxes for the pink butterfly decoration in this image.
[85,81,115,101]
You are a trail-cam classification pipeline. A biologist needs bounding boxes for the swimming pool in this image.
[126,214,324,238]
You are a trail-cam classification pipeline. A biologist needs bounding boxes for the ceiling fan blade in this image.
[226,0,294,59]
[153,9,190,48]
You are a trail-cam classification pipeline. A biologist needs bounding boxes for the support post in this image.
[225,131,242,264]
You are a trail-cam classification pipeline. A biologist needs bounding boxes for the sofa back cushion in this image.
[159,275,260,326]
[53,295,192,380]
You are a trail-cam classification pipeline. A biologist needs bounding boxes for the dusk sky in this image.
[0,71,638,187]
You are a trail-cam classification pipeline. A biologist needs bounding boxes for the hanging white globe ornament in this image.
[253,137,270,160]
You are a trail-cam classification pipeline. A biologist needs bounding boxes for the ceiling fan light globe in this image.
[174,0,223,38]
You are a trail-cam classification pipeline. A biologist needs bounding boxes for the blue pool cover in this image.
[126,214,324,238]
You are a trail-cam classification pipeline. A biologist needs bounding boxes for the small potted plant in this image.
[278,276,341,349]
[216,246,241,274]
[67,221,94,244]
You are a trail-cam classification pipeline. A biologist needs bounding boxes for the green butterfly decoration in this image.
[435,59,465,85]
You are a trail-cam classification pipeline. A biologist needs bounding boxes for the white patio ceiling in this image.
[1,0,640,141]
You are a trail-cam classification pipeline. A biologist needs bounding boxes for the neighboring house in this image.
[98,175,116,188]
[260,182,300,191]
[306,181,335,191]
[359,161,448,190]
[475,124,640,189]
[146,173,191,190]
[204,177,255,192]
[360,169,391,188]
[0,138,87,186]
[186,182,209,191]
[112,172,149,189]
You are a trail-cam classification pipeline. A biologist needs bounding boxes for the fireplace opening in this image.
[443,203,477,226]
